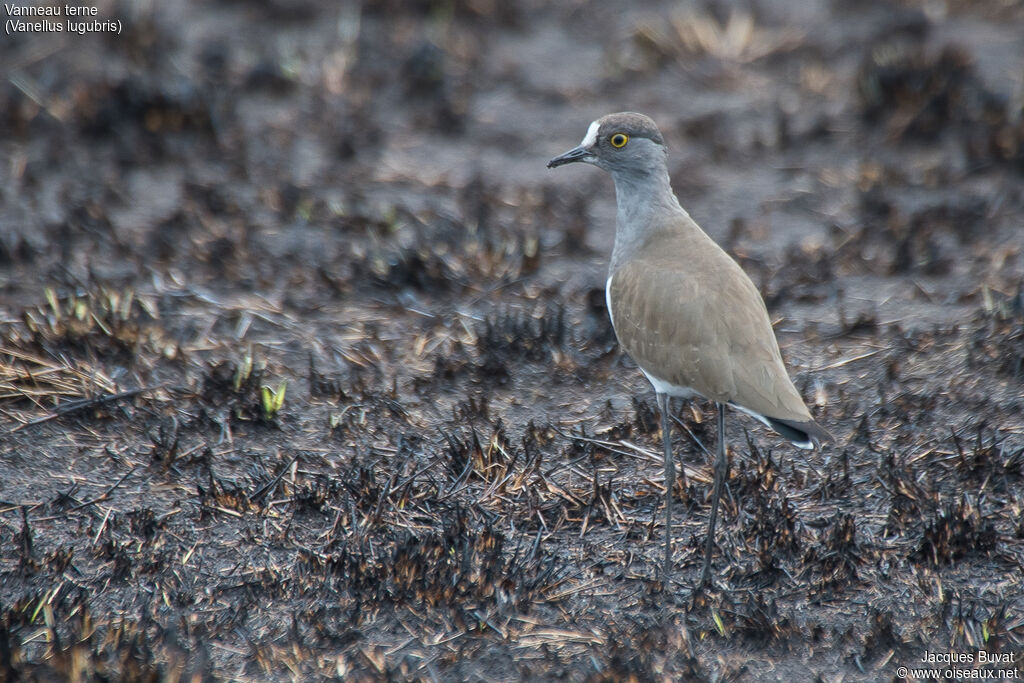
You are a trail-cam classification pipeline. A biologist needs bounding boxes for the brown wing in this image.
[608,232,815,425]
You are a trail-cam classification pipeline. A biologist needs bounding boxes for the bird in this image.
[547,112,832,586]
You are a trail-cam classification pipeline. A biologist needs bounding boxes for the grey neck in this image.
[608,159,688,273]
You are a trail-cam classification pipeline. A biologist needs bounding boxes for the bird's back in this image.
[607,216,820,432]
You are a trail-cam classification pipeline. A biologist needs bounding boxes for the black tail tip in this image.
[766,416,833,449]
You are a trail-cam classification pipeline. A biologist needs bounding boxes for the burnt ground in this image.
[1,0,1024,680]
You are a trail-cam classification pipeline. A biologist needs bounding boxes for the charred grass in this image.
[2,0,1024,680]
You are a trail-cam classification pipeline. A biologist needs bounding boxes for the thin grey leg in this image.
[656,391,674,577]
[701,402,727,586]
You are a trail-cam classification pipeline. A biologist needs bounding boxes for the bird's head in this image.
[547,112,666,175]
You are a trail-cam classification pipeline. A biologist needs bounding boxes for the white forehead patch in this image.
[580,120,600,147]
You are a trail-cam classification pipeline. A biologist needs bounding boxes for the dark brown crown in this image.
[597,112,665,146]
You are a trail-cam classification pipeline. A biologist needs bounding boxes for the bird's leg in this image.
[656,391,674,578]
[701,402,727,587]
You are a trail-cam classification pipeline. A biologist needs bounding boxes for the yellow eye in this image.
[610,133,629,148]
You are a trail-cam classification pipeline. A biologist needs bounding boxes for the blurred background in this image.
[3,0,1021,312]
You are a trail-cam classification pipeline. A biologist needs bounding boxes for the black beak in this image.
[547,145,594,169]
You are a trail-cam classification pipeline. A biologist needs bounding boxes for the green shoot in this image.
[261,380,287,420]
[234,345,254,391]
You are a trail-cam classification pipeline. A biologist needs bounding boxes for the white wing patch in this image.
[605,275,615,331]
[642,369,702,400]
